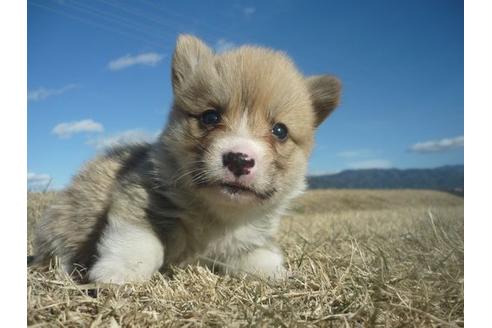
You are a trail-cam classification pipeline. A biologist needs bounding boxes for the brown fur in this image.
[33,35,341,282]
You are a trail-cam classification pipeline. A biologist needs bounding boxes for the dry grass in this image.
[27,189,464,327]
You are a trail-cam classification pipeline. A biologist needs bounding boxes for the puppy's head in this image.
[162,35,341,207]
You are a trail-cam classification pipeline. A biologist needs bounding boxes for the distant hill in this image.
[307,165,464,195]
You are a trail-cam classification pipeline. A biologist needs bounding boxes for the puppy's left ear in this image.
[306,75,342,127]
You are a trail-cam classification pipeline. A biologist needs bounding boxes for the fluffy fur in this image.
[33,35,341,283]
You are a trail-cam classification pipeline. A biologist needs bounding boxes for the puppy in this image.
[33,35,341,284]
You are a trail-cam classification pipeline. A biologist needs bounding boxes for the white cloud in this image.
[108,52,164,71]
[52,119,104,138]
[243,7,256,16]
[28,172,52,190]
[409,136,464,153]
[215,39,236,53]
[28,84,77,102]
[88,129,159,150]
[347,159,393,169]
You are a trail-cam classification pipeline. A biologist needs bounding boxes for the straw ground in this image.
[28,189,464,327]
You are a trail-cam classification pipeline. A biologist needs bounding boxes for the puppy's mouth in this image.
[220,182,256,195]
[199,181,276,200]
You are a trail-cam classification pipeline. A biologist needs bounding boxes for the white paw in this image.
[89,254,162,284]
[88,219,164,284]
[89,261,147,284]
[236,248,288,280]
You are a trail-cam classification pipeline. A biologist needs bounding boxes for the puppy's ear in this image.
[172,34,213,91]
[306,75,342,127]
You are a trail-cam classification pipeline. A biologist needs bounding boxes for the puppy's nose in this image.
[222,152,255,177]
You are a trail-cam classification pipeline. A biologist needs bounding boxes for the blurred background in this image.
[27,0,463,191]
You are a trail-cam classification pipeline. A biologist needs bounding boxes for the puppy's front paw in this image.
[237,248,288,280]
[88,263,136,285]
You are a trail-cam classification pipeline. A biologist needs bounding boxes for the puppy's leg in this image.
[226,247,288,280]
[88,219,164,284]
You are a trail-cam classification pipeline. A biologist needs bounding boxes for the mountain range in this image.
[307,165,464,195]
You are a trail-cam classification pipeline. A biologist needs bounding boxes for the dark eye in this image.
[272,122,288,141]
[200,109,221,125]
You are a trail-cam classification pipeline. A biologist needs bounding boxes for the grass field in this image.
[27,189,464,327]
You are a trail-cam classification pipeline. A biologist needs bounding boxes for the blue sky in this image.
[27,0,464,189]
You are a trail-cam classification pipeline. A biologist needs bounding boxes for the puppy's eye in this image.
[272,122,288,141]
[200,109,221,125]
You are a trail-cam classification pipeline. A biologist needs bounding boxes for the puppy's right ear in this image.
[172,34,213,92]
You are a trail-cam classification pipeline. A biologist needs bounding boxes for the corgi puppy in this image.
[33,35,341,284]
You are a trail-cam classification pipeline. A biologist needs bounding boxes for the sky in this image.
[27,0,464,190]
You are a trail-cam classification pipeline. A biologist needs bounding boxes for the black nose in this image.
[222,152,255,177]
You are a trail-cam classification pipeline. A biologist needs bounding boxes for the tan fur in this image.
[34,35,341,283]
